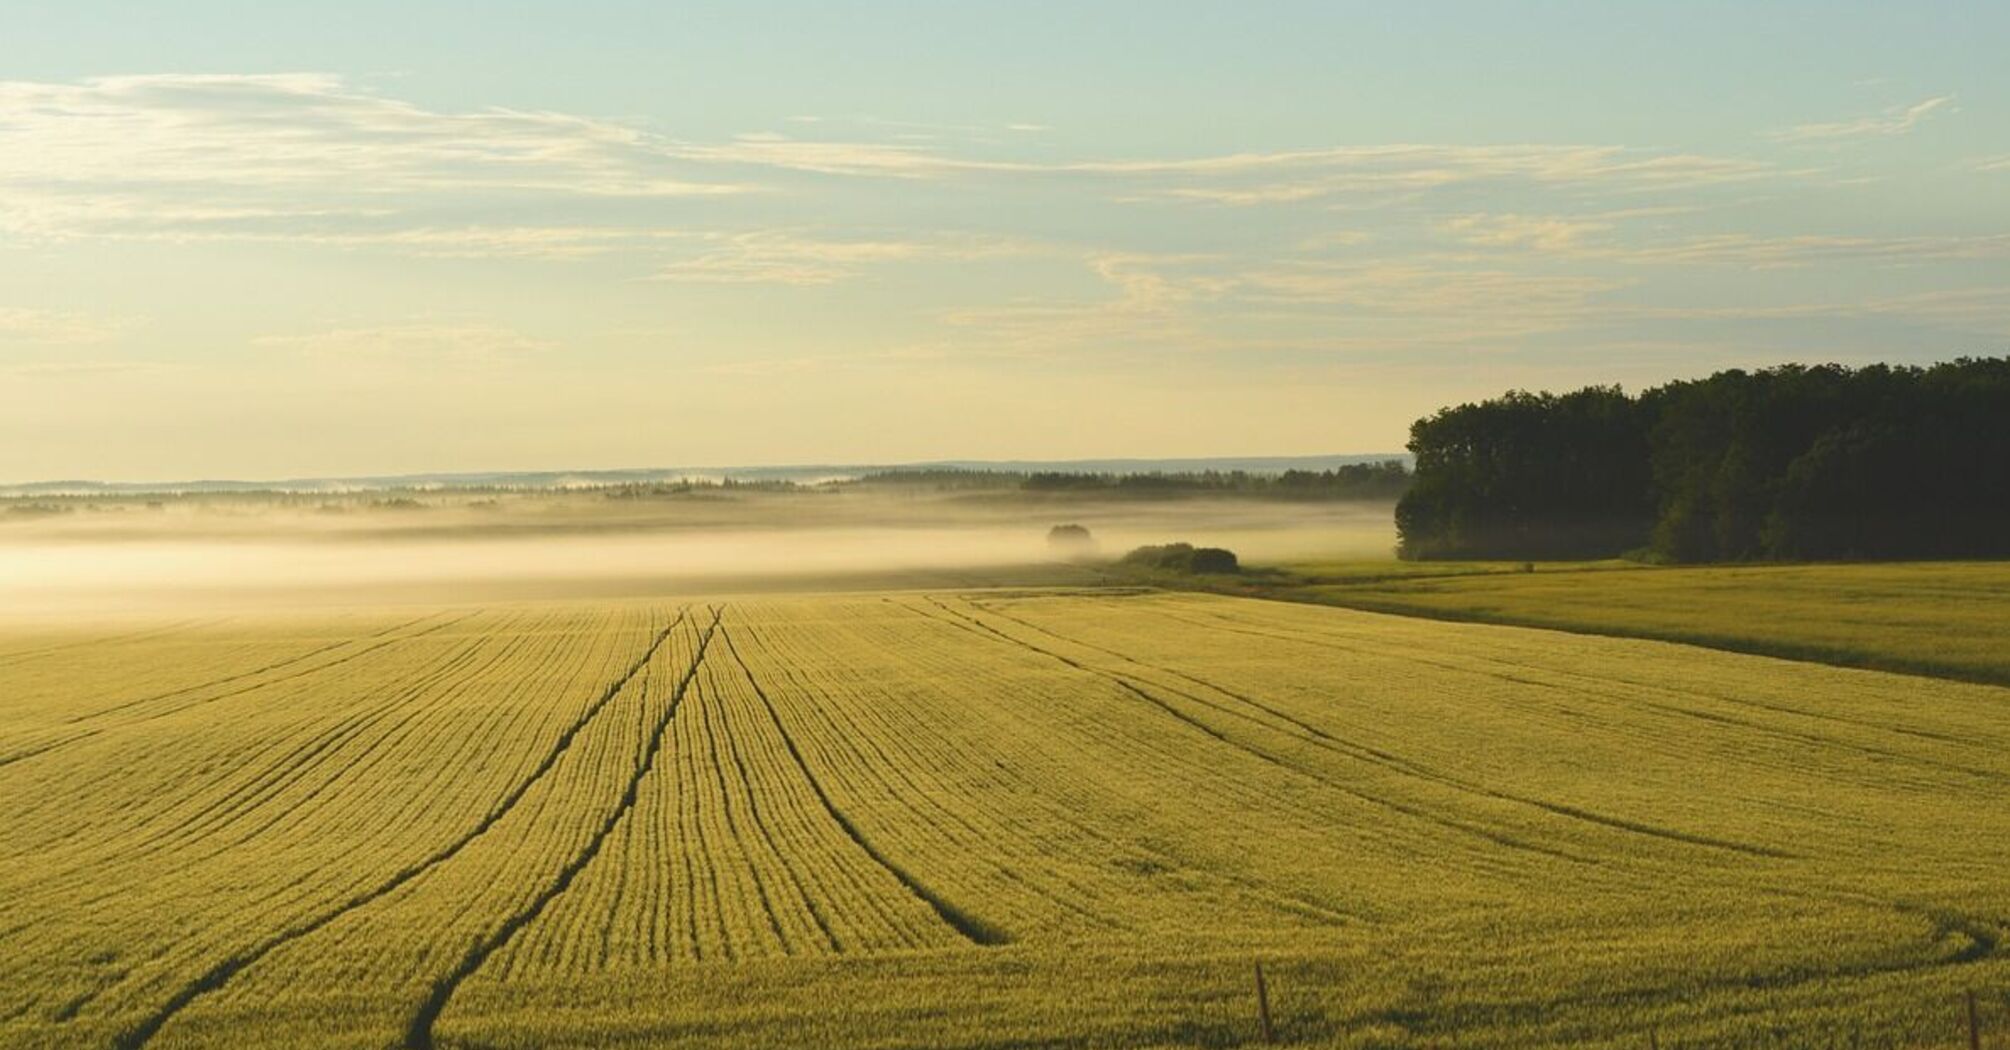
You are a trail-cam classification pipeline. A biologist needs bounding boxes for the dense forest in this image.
[1396,358,2010,562]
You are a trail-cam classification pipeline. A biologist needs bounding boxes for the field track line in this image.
[402,606,723,1050]
[739,611,1119,935]
[717,620,1006,947]
[0,621,518,929]
[1096,599,1800,859]
[94,613,548,877]
[1442,892,1999,1028]
[60,612,444,725]
[873,598,1365,927]
[693,658,793,955]
[918,598,1618,863]
[110,608,690,1050]
[0,613,481,770]
[0,618,210,670]
[696,657,831,954]
[89,622,505,866]
[592,662,648,966]
[0,618,559,1012]
[98,610,484,729]
[980,600,1808,858]
[1141,598,1998,773]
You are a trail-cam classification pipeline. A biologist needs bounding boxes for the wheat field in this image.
[2,590,2006,1048]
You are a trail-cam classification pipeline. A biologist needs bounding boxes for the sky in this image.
[2,1,2007,482]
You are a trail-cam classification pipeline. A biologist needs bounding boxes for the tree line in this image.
[1396,358,2010,562]
[855,462,1411,501]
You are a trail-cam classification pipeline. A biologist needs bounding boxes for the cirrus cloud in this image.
[1768,95,1955,142]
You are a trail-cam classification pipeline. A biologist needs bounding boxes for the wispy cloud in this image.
[1438,213,1617,252]
[1605,232,2010,268]
[3,359,167,378]
[0,307,122,345]
[937,252,1224,354]
[1224,262,1629,346]
[935,251,1633,366]
[3,70,1988,396]
[0,69,1800,285]
[649,230,1030,284]
[1428,215,2010,270]
[1620,287,2010,339]
[0,200,692,260]
[291,225,689,260]
[1860,288,2010,335]
[0,74,749,246]
[253,322,554,367]
[701,344,997,377]
[0,74,745,197]
[683,135,1782,205]
[1769,94,1955,142]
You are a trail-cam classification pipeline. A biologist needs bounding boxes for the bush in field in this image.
[1188,547,1239,573]
[1120,542,1239,574]
[1046,524,1097,559]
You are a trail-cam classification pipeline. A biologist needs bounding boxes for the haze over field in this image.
[0,488,1399,613]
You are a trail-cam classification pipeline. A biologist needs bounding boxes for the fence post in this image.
[1968,990,1982,1050]
[1253,960,1276,1044]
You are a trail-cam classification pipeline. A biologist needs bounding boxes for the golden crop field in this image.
[1209,561,2010,687]
[2,589,2007,1049]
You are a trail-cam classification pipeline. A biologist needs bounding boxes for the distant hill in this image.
[1,454,1409,497]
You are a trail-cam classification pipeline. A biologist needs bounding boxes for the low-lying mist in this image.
[0,490,1397,617]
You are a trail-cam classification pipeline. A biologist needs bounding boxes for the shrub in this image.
[1120,542,1239,574]
[1189,547,1239,573]
[1047,524,1095,553]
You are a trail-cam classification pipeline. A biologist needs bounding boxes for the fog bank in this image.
[0,493,1396,616]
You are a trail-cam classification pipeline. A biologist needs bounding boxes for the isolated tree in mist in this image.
[1047,523,1097,559]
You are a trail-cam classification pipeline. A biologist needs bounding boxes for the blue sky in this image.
[2,2,2006,480]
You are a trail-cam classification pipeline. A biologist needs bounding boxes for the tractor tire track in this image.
[748,609,1116,934]
[920,597,1598,864]
[0,617,508,887]
[55,619,508,877]
[0,613,480,770]
[1149,600,2006,786]
[126,615,544,871]
[890,597,1475,868]
[1,624,510,930]
[874,598,1357,925]
[694,658,794,955]
[23,622,558,1024]
[700,650,843,954]
[402,606,722,1050]
[1124,601,1799,859]
[0,618,210,671]
[61,613,442,726]
[112,608,689,1050]
[717,619,1006,947]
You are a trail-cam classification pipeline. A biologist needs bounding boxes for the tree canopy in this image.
[1396,358,2010,562]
